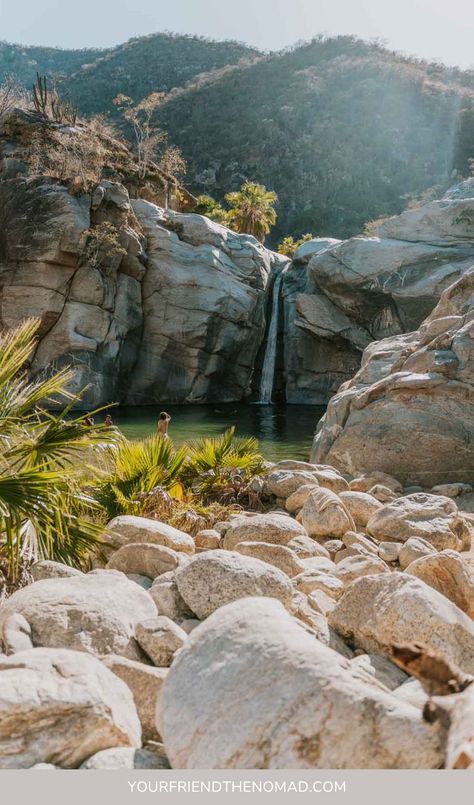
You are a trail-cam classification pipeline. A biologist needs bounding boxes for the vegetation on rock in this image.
[224,182,278,242]
[277,233,314,257]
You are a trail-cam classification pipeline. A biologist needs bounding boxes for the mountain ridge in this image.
[4,31,474,241]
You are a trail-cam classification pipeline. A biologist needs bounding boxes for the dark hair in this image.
[159,411,170,420]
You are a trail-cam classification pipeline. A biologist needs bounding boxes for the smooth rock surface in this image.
[175,552,293,619]
[234,541,305,577]
[398,538,437,570]
[0,570,157,660]
[338,491,382,528]
[104,516,195,554]
[366,494,466,550]
[101,654,167,742]
[222,513,306,550]
[135,617,187,667]
[149,572,195,622]
[300,487,354,538]
[334,554,390,586]
[30,561,84,581]
[0,648,141,768]
[159,598,443,768]
[106,543,183,579]
[329,573,474,673]
[405,550,474,616]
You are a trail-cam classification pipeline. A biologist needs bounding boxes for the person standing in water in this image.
[158,411,171,437]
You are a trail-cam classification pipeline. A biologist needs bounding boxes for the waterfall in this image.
[258,270,283,404]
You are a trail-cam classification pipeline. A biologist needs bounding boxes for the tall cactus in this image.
[32,73,49,117]
[32,73,78,124]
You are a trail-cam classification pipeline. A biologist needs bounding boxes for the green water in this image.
[110,403,326,462]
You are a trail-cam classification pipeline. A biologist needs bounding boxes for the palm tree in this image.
[225,182,278,242]
[0,319,117,583]
[184,426,265,499]
[93,433,188,518]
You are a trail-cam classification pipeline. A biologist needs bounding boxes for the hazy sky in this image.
[1,0,473,69]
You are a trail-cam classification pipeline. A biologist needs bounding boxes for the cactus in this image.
[32,73,49,117]
[32,73,78,125]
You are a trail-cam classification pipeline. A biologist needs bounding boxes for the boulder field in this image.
[2,461,474,769]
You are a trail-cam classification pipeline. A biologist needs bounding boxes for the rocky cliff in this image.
[3,109,474,409]
[126,203,273,404]
[0,111,281,407]
[0,180,274,408]
[284,180,474,404]
[312,267,474,485]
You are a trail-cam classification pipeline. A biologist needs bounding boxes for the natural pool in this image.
[111,403,326,462]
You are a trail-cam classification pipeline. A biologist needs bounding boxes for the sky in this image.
[1,0,474,69]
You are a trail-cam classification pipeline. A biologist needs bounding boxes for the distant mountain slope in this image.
[0,41,106,85]
[0,33,259,114]
[4,32,474,242]
[62,33,259,114]
[154,36,474,241]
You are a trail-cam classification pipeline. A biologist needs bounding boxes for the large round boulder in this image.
[222,513,306,550]
[405,550,474,617]
[106,543,184,579]
[103,515,195,554]
[233,541,305,577]
[329,573,474,674]
[159,598,443,768]
[367,493,469,551]
[300,487,354,538]
[338,491,382,528]
[174,551,293,619]
[0,648,141,768]
[264,469,320,498]
[0,570,157,660]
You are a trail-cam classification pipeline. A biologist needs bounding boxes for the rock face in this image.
[0,570,157,660]
[329,573,474,674]
[159,598,444,768]
[0,111,276,407]
[4,111,474,408]
[285,180,474,404]
[0,177,146,409]
[0,648,141,768]
[126,203,274,403]
[312,268,474,485]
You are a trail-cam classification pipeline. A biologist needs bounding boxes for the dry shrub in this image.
[27,127,107,192]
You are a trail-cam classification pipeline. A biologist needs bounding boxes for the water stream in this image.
[258,270,283,404]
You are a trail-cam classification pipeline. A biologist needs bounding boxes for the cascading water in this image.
[258,270,283,404]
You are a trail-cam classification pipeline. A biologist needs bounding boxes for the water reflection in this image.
[113,403,326,462]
